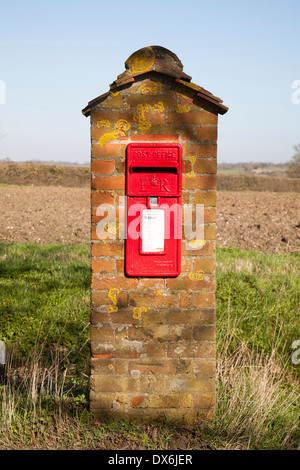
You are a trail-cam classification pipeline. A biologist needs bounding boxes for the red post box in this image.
[126,143,182,277]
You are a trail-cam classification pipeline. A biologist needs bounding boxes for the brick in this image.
[116,259,124,273]
[181,258,192,272]
[91,353,114,359]
[140,395,180,408]
[91,225,115,241]
[182,240,215,256]
[193,258,216,273]
[91,143,125,159]
[127,93,174,108]
[151,325,192,342]
[91,358,128,375]
[166,275,215,291]
[91,341,115,356]
[91,291,128,310]
[138,278,165,289]
[91,259,115,274]
[91,91,124,109]
[92,376,130,393]
[139,310,165,326]
[91,308,140,325]
[204,209,216,224]
[91,175,125,190]
[193,293,215,307]
[129,292,179,308]
[91,191,115,206]
[180,293,190,308]
[91,275,138,290]
[191,191,216,207]
[89,392,115,409]
[91,159,115,174]
[167,341,216,358]
[128,359,177,376]
[180,393,193,408]
[183,175,216,190]
[182,159,192,173]
[91,206,125,224]
[91,242,124,257]
[193,393,216,409]
[193,159,217,174]
[91,107,128,123]
[131,374,165,395]
[90,326,115,342]
[164,309,214,325]
[115,159,125,173]
[181,225,216,242]
[168,110,217,125]
[165,375,215,393]
[204,225,216,240]
[183,143,217,159]
[113,343,144,359]
[143,342,168,358]
[131,396,145,408]
[193,358,215,375]
[129,134,181,142]
[193,325,215,341]
[194,126,217,142]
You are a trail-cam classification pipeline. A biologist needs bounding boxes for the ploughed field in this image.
[0,186,299,253]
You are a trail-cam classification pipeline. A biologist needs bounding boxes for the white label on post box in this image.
[142,209,165,253]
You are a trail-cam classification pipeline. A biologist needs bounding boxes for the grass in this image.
[216,248,300,378]
[0,243,299,449]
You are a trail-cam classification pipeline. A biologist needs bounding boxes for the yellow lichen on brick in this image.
[133,102,164,130]
[97,120,110,128]
[188,156,196,165]
[108,288,119,304]
[186,155,196,177]
[187,239,206,249]
[104,218,119,236]
[154,289,162,296]
[126,46,155,73]
[107,305,118,313]
[139,82,162,96]
[98,119,130,146]
[133,306,148,319]
[107,288,119,313]
[176,104,190,113]
[188,270,205,281]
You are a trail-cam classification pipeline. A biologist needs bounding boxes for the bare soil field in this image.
[0,186,299,253]
[216,191,300,252]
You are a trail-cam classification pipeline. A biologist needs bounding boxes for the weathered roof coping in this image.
[82,46,228,116]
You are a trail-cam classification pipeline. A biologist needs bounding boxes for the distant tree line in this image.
[287,144,300,178]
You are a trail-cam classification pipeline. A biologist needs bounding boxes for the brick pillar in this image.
[82,46,228,424]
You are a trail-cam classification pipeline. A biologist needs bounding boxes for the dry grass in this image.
[211,332,300,449]
[1,331,299,450]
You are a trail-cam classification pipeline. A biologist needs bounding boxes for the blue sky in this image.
[0,0,299,164]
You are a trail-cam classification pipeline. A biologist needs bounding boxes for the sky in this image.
[0,0,299,164]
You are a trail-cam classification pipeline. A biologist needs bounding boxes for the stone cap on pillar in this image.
[82,45,228,116]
